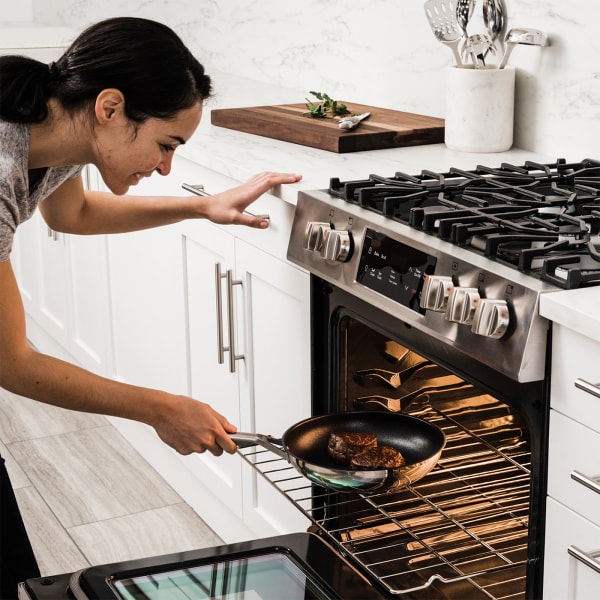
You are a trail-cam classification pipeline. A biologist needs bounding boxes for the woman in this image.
[0,16,301,594]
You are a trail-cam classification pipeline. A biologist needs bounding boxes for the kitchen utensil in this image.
[423,0,464,66]
[455,0,476,41]
[482,0,505,57]
[232,411,445,493]
[498,27,549,69]
[338,112,370,130]
[463,32,496,67]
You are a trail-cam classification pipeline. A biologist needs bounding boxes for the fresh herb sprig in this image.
[304,91,350,119]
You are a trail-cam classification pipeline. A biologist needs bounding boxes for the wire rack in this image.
[237,395,531,599]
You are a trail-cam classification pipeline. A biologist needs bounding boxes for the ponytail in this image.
[0,55,56,122]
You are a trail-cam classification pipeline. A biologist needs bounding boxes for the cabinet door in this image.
[30,211,72,348]
[548,410,600,528]
[181,220,243,517]
[235,239,311,535]
[11,210,42,318]
[544,497,600,600]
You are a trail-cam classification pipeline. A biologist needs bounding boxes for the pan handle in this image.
[231,432,288,459]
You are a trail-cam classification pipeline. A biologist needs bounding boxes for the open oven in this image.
[237,278,549,599]
[234,159,600,598]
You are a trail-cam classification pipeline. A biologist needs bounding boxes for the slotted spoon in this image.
[424,0,464,66]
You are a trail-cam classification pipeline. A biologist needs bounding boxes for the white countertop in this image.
[539,288,600,341]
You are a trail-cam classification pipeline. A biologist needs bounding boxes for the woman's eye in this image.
[161,144,176,153]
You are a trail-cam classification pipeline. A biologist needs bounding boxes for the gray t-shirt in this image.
[0,119,84,262]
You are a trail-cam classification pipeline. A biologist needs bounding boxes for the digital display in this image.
[112,551,334,600]
[356,229,437,312]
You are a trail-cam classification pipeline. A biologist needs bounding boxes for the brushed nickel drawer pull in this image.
[574,378,600,398]
[568,545,600,575]
[215,263,226,365]
[571,470,600,495]
[226,269,245,373]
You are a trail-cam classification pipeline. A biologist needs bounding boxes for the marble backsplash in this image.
[25,0,600,160]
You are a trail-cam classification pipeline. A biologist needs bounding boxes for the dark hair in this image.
[0,17,212,123]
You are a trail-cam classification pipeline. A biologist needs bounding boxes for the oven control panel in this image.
[356,228,436,315]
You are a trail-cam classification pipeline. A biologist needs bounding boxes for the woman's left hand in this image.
[203,171,302,228]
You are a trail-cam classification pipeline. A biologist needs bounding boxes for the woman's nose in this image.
[156,153,173,176]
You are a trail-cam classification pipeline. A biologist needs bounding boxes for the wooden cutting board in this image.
[210,102,445,153]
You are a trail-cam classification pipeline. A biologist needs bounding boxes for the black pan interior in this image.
[282,411,444,469]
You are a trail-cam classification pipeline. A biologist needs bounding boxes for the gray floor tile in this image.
[15,486,89,576]
[9,425,182,528]
[68,503,223,566]
[0,390,107,443]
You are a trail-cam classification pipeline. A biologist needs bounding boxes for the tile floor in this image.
[0,387,222,577]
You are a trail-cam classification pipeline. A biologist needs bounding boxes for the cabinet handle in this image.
[571,470,600,495]
[226,269,245,373]
[214,263,245,373]
[182,182,270,221]
[47,226,59,242]
[574,378,600,398]
[215,263,226,365]
[568,546,600,575]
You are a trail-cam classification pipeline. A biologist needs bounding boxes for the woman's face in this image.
[94,96,203,195]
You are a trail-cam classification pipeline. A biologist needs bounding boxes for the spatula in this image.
[424,0,464,66]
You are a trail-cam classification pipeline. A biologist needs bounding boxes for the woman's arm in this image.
[39,171,302,235]
[0,258,237,455]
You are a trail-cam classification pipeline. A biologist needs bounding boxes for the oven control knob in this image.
[304,222,330,252]
[445,287,481,324]
[471,298,510,339]
[320,229,352,262]
[420,275,454,312]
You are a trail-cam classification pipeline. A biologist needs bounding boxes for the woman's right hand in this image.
[150,395,238,456]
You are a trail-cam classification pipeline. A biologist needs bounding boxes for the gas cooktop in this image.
[328,158,600,290]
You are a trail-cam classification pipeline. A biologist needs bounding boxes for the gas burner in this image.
[328,159,600,289]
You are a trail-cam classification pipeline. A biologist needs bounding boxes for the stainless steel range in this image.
[289,157,600,384]
[235,159,600,600]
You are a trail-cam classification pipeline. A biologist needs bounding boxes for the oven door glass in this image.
[111,551,335,600]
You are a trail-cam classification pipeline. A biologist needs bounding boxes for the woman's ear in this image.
[94,89,126,123]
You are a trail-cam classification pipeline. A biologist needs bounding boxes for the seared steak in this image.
[350,445,406,470]
[328,431,377,465]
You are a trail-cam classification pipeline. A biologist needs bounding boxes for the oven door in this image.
[19,533,388,600]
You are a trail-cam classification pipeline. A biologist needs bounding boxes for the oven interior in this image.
[238,292,548,599]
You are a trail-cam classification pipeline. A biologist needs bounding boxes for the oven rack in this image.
[237,399,531,598]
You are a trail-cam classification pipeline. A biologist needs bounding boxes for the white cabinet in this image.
[179,196,311,539]
[12,165,112,376]
[107,155,311,540]
[544,323,600,599]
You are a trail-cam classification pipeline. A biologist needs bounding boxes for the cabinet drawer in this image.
[543,497,600,600]
[550,324,600,432]
[548,410,600,527]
